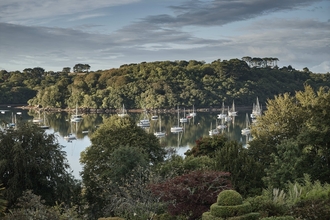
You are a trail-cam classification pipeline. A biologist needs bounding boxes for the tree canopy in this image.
[249,85,330,188]
[80,115,166,218]
[1,58,329,109]
[0,122,78,208]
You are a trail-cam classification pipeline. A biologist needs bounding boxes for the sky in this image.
[0,0,329,73]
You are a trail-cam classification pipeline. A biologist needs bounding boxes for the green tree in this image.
[84,72,100,91]
[213,141,265,196]
[185,134,229,157]
[2,59,330,108]
[0,186,7,217]
[40,85,64,108]
[82,94,97,108]
[250,85,330,188]
[115,146,149,180]
[98,165,164,220]
[0,122,79,208]
[73,63,90,73]
[62,67,71,74]
[80,115,166,218]
[249,92,304,167]
[263,138,304,189]
[31,67,45,78]
[295,86,330,183]
[4,190,81,220]
[155,155,214,179]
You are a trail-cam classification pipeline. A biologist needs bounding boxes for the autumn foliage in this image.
[149,170,232,220]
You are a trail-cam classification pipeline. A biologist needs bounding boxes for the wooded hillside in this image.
[1,58,329,109]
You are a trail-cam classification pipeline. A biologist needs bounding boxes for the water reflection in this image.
[0,106,253,179]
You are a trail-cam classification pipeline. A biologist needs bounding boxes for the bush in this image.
[202,190,259,220]
[217,190,243,206]
[210,202,251,218]
[261,217,294,220]
[243,175,330,219]
[245,196,287,218]
[149,170,232,220]
[291,198,330,219]
[3,190,81,220]
[98,218,125,220]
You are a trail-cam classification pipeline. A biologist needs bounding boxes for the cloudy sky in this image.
[1,0,329,73]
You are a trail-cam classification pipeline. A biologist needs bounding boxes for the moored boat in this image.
[71,104,83,122]
[171,106,183,133]
[154,116,165,138]
[118,104,128,117]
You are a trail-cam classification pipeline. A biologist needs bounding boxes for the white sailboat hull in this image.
[171,126,183,132]
[209,129,219,136]
[154,132,166,137]
[180,118,188,123]
[64,134,76,140]
[137,119,150,127]
[241,128,250,135]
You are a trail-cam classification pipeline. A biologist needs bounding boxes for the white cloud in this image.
[0,0,329,73]
[311,61,330,73]
[0,0,139,24]
[69,13,107,21]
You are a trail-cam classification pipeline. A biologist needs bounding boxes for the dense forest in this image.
[1,58,329,110]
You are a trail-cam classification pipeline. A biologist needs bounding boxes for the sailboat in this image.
[228,100,237,116]
[6,112,16,129]
[217,103,227,129]
[71,104,83,122]
[64,132,76,141]
[209,120,219,136]
[39,110,49,129]
[250,97,262,119]
[180,108,188,123]
[225,106,232,122]
[32,109,43,123]
[64,121,78,141]
[176,129,183,147]
[137,108,150,127]
[118,104,128,117]
[154,116,166,138]
[171,106,183,133]
[151,115,158,120]
[217,101,227,119]
[188,105,197,118]
[241,113,251,135]
[217,115,227,130]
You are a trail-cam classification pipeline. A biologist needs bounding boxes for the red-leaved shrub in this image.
[149,170,232,220]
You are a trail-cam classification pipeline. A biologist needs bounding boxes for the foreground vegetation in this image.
[0,58,329,110]
[0,84,329,219]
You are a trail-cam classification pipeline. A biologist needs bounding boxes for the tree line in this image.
[0,58,329,110]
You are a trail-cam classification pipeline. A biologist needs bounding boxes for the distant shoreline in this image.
[7,104,254,114]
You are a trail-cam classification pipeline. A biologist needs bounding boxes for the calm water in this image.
[0,106,253,179]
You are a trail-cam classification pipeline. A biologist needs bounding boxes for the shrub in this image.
[98,218,125,220]
[210,202,251,218]
[217,190,243,206]
[3,190,81,220]
[149,170,232,220]
[245,196,287,218]
[261,217,294,220]
[291,198,330,219]
[202,190,259,220]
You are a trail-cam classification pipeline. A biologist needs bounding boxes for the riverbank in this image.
[15,105,254,114]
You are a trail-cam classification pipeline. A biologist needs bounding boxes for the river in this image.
[0,105,253,179]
